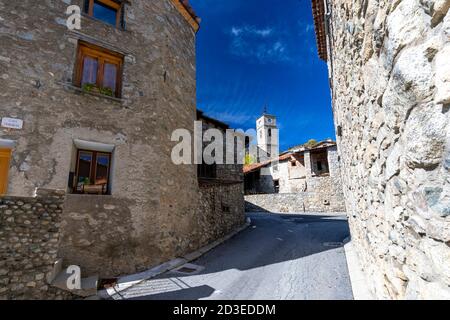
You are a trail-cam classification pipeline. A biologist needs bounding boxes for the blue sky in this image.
[190,0,335,152]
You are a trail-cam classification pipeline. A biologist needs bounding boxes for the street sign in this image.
[1,117,23,130]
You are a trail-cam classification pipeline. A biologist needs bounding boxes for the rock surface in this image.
[328,0,450,299]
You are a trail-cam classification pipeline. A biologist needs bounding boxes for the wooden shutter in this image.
[0,148,12,195]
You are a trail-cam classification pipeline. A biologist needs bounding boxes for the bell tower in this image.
[256,109,278,160]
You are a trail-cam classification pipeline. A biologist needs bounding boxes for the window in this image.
[317,161,323,171]
[273,180,280,193]
[84,0,124,28]
[291,160,297,167]
[75,42,123,98]
[268,128,272,137]
[337,125,342,137]
[222,204,231,213]
[198,163,217,179]
[74,150,111,195]
[310,150,329,176]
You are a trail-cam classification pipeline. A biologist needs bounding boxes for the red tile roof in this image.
[243,140,337,174]
[179,0,200,23]
[311,0,327,61]
[171,0,200,32]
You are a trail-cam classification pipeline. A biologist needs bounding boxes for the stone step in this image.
[51,270,98,298]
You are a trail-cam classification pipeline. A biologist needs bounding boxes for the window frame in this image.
[74,149,112,195]
[85,0,124,29]
[74,42,124,98]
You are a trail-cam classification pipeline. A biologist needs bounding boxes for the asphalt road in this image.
[113,212,353,300]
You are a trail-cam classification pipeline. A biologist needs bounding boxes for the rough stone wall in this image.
[198,183,246,246]
[0,0,236,279]
[245,191,346,213]
[196,117,246,250]
[328,0,450,299]
[0,189,73,299]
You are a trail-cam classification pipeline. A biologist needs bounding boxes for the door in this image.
[0,148,11,195]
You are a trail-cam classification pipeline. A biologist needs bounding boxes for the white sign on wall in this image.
[1,117,23,130]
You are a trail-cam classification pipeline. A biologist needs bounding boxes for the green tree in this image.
[244,154,255,165]
[304,139,318,148]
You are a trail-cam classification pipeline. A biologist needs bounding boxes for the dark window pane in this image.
[95,154,110,186]
[103,63,117,93]
[198,163,216,179]
[83,0,90,13]
[81,56,98,85]
[77,152,93,192]
[93,0,117,27]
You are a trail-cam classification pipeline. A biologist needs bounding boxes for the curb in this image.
[343,239,374,300]
[97,217,252,300]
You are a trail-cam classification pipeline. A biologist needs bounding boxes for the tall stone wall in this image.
[328,0,450,299]
[198,183,246,247]
[0,189,73,299]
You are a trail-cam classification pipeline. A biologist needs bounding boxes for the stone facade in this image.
[198,183,245,245]
[197,112,246,244]
[0,189,73,299]
[314,0,450,299]
[0,0,245,284]
[244,142,345,213]
[245,192,345,213]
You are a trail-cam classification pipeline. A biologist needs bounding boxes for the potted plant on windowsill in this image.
[99,87,114,97]
[81,83,115,97]
[82,83,98,93]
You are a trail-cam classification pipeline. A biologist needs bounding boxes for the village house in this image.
[244,113,345,213]
[0,0,244,299]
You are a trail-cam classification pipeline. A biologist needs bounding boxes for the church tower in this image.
[256,109,278,160]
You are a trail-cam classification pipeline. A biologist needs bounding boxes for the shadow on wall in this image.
[245,201,271,212]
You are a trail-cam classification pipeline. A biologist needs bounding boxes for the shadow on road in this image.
[114,211,351,300]
[127,285,215,300]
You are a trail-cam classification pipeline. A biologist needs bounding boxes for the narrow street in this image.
[111,212,353,300]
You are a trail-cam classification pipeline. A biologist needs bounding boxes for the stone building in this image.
[244,110,345,214]
[244,140,345,213]
[197,111,245,237]
[312,0,450,299]
[0,0,244,299]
